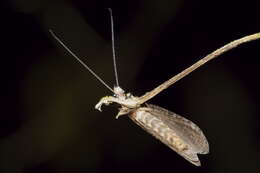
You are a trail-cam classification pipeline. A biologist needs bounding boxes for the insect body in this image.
[95,85,209,166]
[50,9,260,167]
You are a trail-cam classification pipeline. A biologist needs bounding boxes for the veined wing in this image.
[129,104,209,166]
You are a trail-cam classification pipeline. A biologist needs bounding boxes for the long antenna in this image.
[108,8,120,87]
[49,30,115,93]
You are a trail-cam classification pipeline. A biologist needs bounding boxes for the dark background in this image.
[1,0,260,172]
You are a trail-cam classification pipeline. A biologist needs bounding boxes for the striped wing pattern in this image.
[129,104,209,166]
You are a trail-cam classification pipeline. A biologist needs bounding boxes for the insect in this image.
[49,9,260,166]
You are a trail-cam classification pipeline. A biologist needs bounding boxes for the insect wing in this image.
[129,104,209,166]
[147,104,209,154]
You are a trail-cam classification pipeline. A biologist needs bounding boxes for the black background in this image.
[0,0,260,173]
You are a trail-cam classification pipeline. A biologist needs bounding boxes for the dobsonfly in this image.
[49,9,260,166]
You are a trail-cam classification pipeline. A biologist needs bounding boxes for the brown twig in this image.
[139,32,260,104]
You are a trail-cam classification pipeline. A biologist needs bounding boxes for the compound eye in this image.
[113,94,118,97]
[113,86,125,96]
